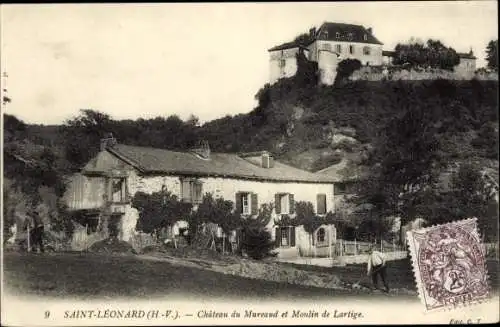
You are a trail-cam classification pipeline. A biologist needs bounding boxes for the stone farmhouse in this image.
[64,137,339,258]
[268,21,478,85]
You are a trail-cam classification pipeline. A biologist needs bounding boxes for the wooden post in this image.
[354,238,357,255]
[329,226,332,259]
[340,239,343,257]
[222,232,225,255]
[85,224,88,252]
[27,223,31,252]
[380,239,383,252]
[173,226,178,249]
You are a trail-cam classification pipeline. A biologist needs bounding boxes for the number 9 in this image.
[44,311,50,319]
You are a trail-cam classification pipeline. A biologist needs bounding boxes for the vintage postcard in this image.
[1,2,499,326]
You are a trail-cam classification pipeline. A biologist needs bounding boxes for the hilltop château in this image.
[268,22,478,85]
[268,22,384,85]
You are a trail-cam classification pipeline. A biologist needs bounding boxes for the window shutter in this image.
[235,192,242,214]
[275,228,281,247]
[275,193,281,214]
[317,194,326,214]
[290,227,296,247]
[251,193,258,215]
[289,194,295,214]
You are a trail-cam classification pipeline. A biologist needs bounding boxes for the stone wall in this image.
[350,65,499,81]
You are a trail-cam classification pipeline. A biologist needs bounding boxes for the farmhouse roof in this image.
[91,144,336,184]
[316,22,383,45]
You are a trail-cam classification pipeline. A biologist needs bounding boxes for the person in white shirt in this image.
[367,245,389,292]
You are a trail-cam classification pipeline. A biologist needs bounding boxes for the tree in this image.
[439,164,498,242]
[192,193,240,235]
[240,203,277,260]
[350,82,445,240]
[334,59,362,85]
[295,201,321,256]
[132,189,192,240]
[61,109,114,169]
[486,40,498,71]
[393,38,460,70]
[293,33,312,46]
[186,114,200,127]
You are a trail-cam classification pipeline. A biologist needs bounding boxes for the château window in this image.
[181,178,203,204]
[349,45,355,54]
[323,43,332,51]
[363,46,371,55]
[335,44,342,53]
[279,59,286,68]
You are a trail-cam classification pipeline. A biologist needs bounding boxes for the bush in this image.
[88,237,137,254]
[240,226,277,260]
[335,59,362,85]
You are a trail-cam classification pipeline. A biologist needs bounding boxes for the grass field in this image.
[3,252,498,301]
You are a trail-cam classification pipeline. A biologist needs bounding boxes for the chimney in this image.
[309,27,316,38]
[100,133,117,151]
[191,140,210,159]
[367,27,373,35]
[261,151,274,168]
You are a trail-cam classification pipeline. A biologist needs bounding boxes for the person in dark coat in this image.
[29,210,45,253]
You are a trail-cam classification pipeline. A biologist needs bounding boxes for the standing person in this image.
[367,245,389,292]
[30,210,45,253]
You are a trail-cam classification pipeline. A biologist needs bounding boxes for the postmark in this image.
[407,218,490,312]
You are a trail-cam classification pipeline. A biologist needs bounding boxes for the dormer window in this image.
[335,32,340,38]
[348,32,354,40]
[364,34,368,41]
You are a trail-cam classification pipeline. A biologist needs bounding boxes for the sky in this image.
[1,2,498,125]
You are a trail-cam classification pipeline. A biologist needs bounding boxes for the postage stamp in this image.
[406,218,490,312]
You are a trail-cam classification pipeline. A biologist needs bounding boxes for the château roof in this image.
[268,22,383,52]
[316,22,383,45]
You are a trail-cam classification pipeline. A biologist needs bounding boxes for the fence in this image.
[335,239,406,257]
[484,242,499,259]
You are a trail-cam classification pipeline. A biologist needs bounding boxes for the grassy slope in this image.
[4,253,498,301]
